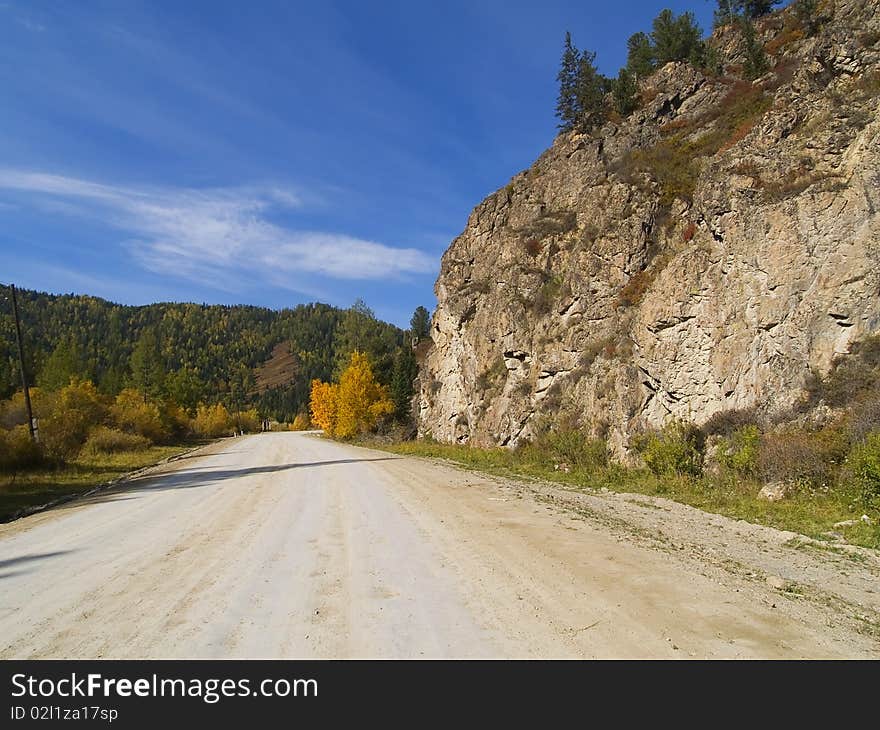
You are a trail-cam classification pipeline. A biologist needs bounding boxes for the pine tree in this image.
[612,67,639,116]
[740,0,779,18]
[410,306,431,340]
[165,368,206,414]
[626,32,655,78]
[739,16,769,79]
[332,298,398,384]
[794,0,820,36]
[714,0,738,27]
[715,0,779,26]
[390,346,418,423]
[129,328,165,403]
[574,50,606,132]
[555,32,581,132]
[652,9,705,66]
[38,339,82,391]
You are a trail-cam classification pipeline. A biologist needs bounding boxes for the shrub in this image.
[847,431,880,506]
[38,379,108,461]
[634,420,704,477]
[0,425,43,471]
[846,394,880,444]
[765,26,804,56]
[619,81,771,207]
[757,427,848,488]
[806,335,880,408]
[618,269,655,306]
[532,276,564,314]
[291,413,310,430]
[858,30,880,49]
[82,426,150,455]
[681,221,697,243]
[476,356,507,392]
[516,210,577,255]
[759,170,845,202]
[0,391,31,430]
[110,389,167,443]
[237,408,261,433]
[701,407,760,436]
[529,429,608,471]
[523,238,543,258]
[192,403,234,438]
[158,400,191,440]
[718,425,761,478]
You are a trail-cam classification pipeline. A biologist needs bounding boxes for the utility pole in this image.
[9,284,36,442]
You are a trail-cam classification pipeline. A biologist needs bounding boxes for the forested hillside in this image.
[0,289,407,421]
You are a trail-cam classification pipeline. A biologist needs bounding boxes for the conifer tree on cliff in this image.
[574,50,606,131]
[715,0,780,26]
[626,31,655,78]
[410,306,431,341]
[555,32,581,132]
[739,0,779,18]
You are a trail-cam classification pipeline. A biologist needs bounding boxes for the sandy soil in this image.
[0,432,877,658]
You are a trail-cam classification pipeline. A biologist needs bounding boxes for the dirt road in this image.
[1,432,877,658]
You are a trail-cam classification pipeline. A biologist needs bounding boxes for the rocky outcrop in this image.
[419,0,880,456]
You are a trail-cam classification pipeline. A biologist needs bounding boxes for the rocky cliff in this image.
[418,0,880,456]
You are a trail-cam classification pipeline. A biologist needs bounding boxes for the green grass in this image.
[0,444,194,522]
[374,440,880,550]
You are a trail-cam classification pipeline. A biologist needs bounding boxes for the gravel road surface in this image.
[1,432,877,658]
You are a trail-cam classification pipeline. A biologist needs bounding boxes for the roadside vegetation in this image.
[0,443,191,522]
[2,285,431,520]
[379,433,878,550]
[0,377,248,521]
[374,335,880,550]
[309,306,429,441]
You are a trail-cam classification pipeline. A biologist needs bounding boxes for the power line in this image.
[5,283,37,442]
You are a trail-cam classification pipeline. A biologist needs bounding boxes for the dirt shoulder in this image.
[369,447,880,653]
[0,438,231,537]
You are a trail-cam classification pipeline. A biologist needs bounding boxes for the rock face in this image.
[418,0,880,456]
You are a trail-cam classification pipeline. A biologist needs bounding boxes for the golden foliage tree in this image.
[192,403,233,438]
[309,351,393,439]
[39,379,108,460]
[111,388,167,443]
[309,379,338,434]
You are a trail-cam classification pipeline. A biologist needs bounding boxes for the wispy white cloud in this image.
[0,169,436,292]
[18,18,46,32]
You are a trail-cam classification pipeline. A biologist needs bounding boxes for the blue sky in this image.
[0,0,715,327]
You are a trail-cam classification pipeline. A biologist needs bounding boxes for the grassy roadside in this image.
[368,439,880,550]
[0,443,198,522]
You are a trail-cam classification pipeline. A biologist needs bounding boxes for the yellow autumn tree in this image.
[309,379,338,435]
[36,379,108,460]
[309,352,394,439]
[111,388,167,443]
[334,351,394,439]
[192,403,233,438]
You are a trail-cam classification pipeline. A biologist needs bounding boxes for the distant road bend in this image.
[1,432,877,658]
